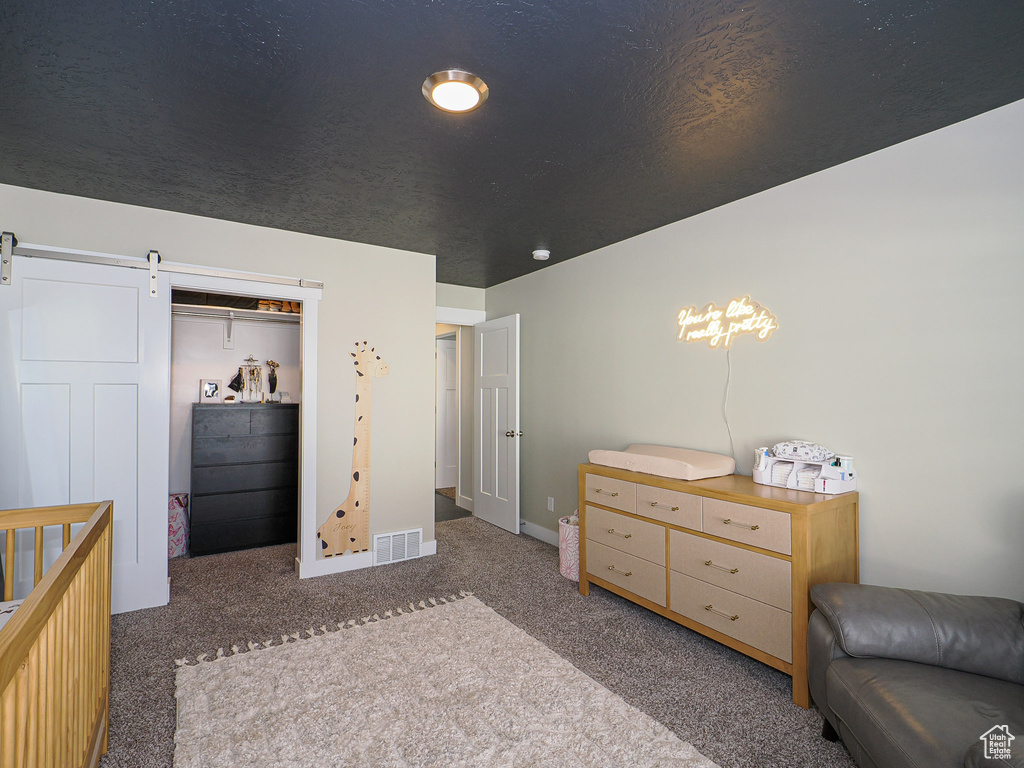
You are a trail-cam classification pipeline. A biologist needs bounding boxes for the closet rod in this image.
[171,309,300,325]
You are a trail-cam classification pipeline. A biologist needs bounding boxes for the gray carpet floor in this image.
[101,516,855,768]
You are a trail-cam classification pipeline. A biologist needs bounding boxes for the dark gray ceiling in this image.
[1,2,1022,287]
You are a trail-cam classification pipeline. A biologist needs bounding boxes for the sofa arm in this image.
[810,583,1024,685]
[807,609,850,731]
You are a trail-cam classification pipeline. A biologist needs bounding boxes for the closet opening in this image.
[169,289,302,558]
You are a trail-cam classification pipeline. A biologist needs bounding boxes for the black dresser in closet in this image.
[189,403,299,556]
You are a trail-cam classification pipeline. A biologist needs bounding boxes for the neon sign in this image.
[677,295,778,349]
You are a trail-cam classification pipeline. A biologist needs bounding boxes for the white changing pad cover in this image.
[0,599,25,633]
[588,444,735,481]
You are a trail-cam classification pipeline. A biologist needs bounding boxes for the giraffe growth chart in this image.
[317,341,390,558]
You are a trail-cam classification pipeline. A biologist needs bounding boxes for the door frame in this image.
[434,336,458,489]
[436,306,485,512]
[171,271,322,578]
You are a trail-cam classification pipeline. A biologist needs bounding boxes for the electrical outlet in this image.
[547,497,554,512]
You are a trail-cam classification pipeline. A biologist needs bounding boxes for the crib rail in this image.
[0,501,113,768]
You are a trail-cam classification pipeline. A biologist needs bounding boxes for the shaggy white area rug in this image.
[174,594,720,768]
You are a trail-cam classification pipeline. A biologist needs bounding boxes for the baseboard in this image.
[421,539,437,557]
[522,520,558,547]
[457,494,473,511]
[297,550,373,579]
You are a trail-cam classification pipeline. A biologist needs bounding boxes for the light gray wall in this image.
[436,283,486,311]
[486,99,1024,600]
[0,183,438,549]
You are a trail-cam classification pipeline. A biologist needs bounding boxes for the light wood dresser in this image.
[578,463,858,708]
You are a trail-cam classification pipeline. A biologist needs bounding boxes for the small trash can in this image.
[558,512,580,582]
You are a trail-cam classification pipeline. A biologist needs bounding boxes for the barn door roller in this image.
[148,250,161,298]
[1,231,16,287]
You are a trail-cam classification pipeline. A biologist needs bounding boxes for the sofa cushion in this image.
[827,658,1024,768]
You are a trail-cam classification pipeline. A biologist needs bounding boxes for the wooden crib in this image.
[0,501,113,768]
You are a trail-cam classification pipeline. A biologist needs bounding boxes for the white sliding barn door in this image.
[473,315,520,534]
[0,256,170,613]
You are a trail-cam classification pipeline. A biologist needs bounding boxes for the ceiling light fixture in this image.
[422,70,489,113]
[532,249,550,261]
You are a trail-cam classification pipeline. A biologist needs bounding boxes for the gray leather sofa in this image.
[808,583,1024,768]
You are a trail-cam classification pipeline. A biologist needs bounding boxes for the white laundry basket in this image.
[558,513,580,582]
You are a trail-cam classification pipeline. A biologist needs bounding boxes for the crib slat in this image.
[1,682,15,768]
[13,665,27,768]
[25,644,38,768]
[44,612,56,768]
[62,525,71,551]
[33,528,43,588]
[3,531,13,602]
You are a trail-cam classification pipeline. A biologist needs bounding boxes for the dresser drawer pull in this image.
[608,565,633,577]
[607,528,632,539]
[704,559,739,574]
[704,604,740,621]
[595,488,619,497]
[650,502,680,511]
[722,518,760,531]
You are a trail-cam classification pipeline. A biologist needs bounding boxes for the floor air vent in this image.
[373,528,423,565]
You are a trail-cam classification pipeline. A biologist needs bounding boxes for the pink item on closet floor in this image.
[169,493,189,558]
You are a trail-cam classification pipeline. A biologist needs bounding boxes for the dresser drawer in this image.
[636,485,701,530]
[193,407,251,437]
[670,572,792,662]
[669,529,792,611]
[586,540,666,607]
[192,434,299,466]
[585,506,665,566]
[584,474,636,514]
[702,498,792,555]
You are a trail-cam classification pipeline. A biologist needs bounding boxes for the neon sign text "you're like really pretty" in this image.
[677,295,778,348]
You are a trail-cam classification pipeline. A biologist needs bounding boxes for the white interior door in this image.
[473,315,520,534]
[0,255,170,613]
[435,337,458,489]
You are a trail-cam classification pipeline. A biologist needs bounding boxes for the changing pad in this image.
[588,444,735,481]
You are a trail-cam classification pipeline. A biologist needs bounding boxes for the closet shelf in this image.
[171,303,300,324]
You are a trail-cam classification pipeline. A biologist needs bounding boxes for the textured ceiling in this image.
[1,1,1022,287]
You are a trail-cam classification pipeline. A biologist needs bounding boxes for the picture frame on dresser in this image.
[578,462,859,708]
[199,378,222,402]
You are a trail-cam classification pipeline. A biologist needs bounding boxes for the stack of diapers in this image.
[588,444,735,480]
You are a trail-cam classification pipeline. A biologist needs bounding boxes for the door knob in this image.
[505,430,514,437]
[517,431,523,437]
